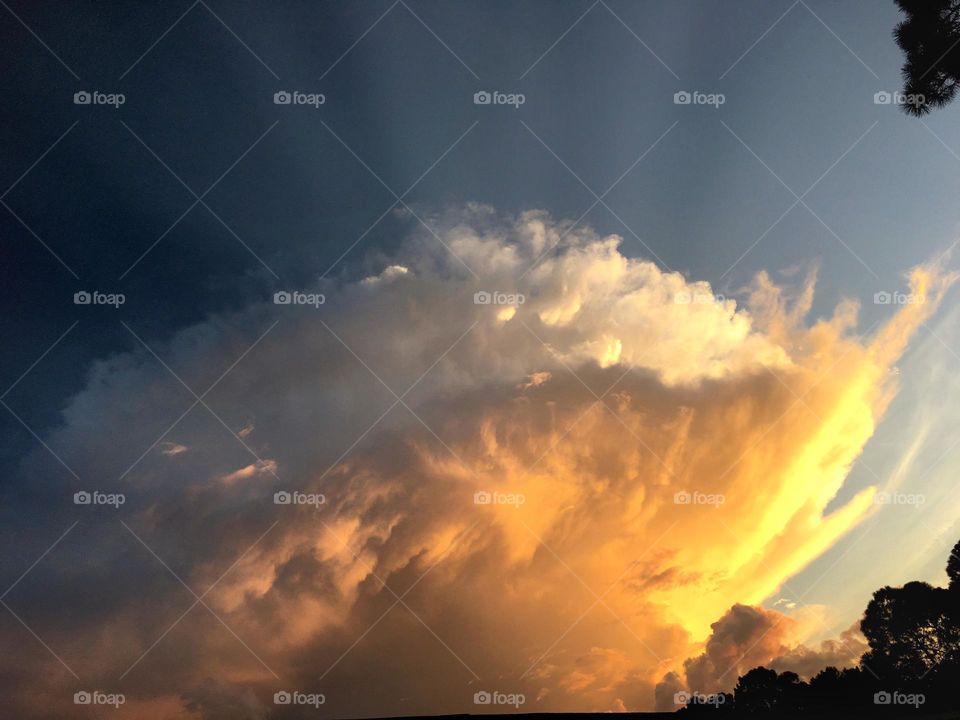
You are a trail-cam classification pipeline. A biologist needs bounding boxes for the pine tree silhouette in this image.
[894,0,960,115]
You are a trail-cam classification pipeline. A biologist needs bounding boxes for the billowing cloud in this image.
[655,603,868,709]
[680,604,794,697]
[0,207,952,718]
[770,622,868,680]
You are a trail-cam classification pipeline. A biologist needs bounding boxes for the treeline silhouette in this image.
[679,539,960,714]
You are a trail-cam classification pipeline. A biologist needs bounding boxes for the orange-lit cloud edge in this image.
[4,207,955,718]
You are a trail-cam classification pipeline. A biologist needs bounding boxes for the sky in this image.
[3,1,960,717]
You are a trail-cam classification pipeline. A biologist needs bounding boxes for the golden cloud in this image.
[1,208,952,717]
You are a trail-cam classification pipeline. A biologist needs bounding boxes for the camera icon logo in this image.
[874,91,892,105]
[673,691,691,705]
[874,691,892,705]
[474,491,492,505]
[874,291,892,305]
[274,491,292,505]
[674,491,691,505]
[674,91,692,105]
[474,291,492,305]
[274,91,292,105]
[274,291,292,305]
[74,491,92,505]
[74,691,92,704]
[274,691,292,704]
[474,691,492,704]
[673,291,692,305]
[474,91,492,105]
[73,91,91,105]
[74,291,91,305]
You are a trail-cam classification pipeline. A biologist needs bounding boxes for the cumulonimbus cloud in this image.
[0,206,953,718]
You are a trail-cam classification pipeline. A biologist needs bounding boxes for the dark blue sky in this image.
[7,1,954,446]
